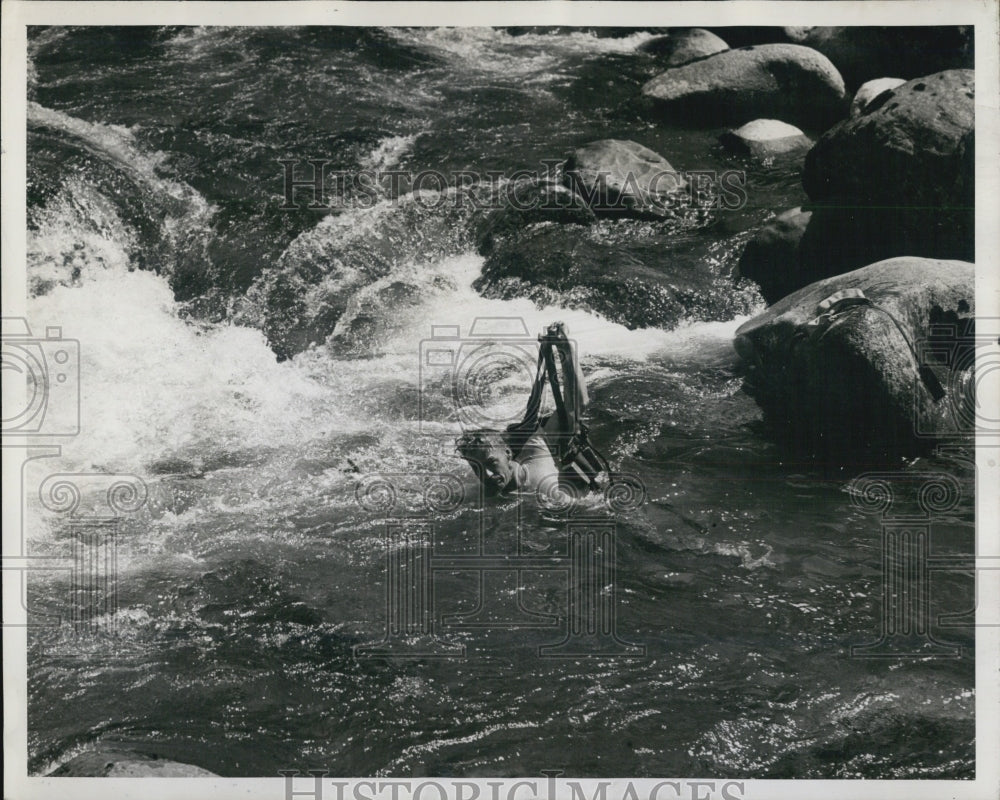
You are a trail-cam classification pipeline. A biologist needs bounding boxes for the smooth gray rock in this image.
[475,178,595,255]
[783,26,973,89]
[641,44,847,128]
[733,257,975,458]
[640,29,729,66]
[563,139,686,220]
[801,70,975,278]
[734,207,812,303]
[50,749,219,777]
[476,224,754,331]
[719,119,812,160]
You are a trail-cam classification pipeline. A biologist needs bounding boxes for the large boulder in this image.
[640,28,729,66]
[850,77,905,117]
[719,119,812,160]
[733,257,975,459]
[563,139,686,220]
[734,207,812,304]
[641,44,847,128]
[475,224,756,331]
[783,26,973,90]
[801,70,974,279]
[50,749,218,777]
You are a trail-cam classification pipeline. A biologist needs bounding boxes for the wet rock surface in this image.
[801,70,974,279]
[642,44,847,128]
[734,257,975,458]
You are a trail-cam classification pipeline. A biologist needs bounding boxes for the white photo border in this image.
[3,2,998,799]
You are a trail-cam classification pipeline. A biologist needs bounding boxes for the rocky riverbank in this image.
[476,26,975,461]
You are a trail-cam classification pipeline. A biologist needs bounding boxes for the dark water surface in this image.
[24,27,974,778]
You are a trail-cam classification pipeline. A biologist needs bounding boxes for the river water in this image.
[23,26,974,779]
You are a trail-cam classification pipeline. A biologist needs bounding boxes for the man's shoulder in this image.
[518,430,555,461]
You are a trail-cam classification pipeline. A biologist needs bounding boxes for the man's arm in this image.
[549,323,589,430]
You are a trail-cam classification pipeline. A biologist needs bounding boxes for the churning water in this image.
[24,27,974,778]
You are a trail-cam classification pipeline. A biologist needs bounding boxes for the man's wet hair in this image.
[456,429,509,463]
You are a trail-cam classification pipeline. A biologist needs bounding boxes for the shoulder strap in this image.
[505,347,548,458]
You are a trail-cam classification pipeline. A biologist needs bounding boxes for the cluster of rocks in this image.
[473,136,740,332]
[731,67,974,299]
[694,33,974,458]
[733,258,974,460]
[478,26,975,460]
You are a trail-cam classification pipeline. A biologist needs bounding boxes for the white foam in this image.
[28,178,137,290]
[360,133,419,173]
[377,250,747,365]
[28,104,215,293]
[27,269,339,471]
[28,103,208,213]
[388,27,657,84]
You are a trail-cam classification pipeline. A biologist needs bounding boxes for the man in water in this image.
[456,322,600,496]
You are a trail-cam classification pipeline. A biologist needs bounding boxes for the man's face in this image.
[480,444,515,490]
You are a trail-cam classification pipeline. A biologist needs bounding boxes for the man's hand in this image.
[542,321,569,341]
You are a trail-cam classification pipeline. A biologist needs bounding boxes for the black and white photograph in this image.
[3,2,998,798]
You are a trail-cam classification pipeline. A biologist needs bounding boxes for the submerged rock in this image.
[242,192,473,360]
[719,119,812,160]
[641,44,846,128]
[474,177,595,255]
[733,257,975,459]
[850,77,905,117]
[783,26,973,89]
[640,28,729,66]
[734,207,812,304]
[475,224,756,331]
[50,749,218,777]
[801,70,974,279]
[563,139,686,220]
[328,279,428,357]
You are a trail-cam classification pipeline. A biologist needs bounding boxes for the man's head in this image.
[456,429,516,490]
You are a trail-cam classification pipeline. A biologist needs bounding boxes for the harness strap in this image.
[505,347,549,459]
[810,289,946,401]
[505,328,613,491]
[521,350,547,429]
